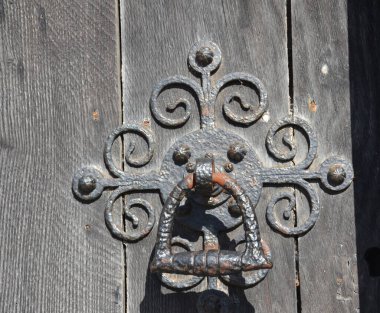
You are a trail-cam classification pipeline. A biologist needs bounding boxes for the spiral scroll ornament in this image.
[150,40,268,129]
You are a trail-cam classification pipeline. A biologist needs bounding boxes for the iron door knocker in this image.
[73,40,353,312]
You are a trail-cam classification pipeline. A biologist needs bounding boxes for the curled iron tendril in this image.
[149,76,202,127]
[105,189,155,242]
[150,41,268,128]
[266,182,320,236]
[104,124,155,176]
[266,116,317,169]
[213,72,268,126]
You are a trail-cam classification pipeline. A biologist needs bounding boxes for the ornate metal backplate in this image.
[72,40,353,310]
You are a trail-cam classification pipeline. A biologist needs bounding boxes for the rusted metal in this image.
[223,162,234,173]
[72,40,354,307]
[150,160,272,276]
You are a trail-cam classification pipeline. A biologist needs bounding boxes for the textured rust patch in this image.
[92,110,100,121]
[204,242,220,251]
[212,172,235,187]
[308,98,317,112]
[143,119,150,127]
[184,173,195,189]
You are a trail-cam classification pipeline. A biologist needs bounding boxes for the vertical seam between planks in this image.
[286,0,302,312]
[115,0,127,312]
[287,0,294,111]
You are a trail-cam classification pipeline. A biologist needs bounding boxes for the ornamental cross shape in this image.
[73,41,353,294]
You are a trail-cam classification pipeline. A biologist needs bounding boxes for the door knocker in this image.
[73,40,353,311]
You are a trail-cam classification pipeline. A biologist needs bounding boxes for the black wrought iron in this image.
[150,158,272,276]
[72,40,353,308]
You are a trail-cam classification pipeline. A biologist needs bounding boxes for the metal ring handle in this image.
[150,172,272,276]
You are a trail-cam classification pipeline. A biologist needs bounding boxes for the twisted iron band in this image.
[72,41,353,292]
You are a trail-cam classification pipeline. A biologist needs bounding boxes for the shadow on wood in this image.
[348,0,380,311]
[139,249,256,313]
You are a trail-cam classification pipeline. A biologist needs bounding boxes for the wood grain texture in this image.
[292,0,359,312]
[348,0,380,311]
[121,0,297,312]
[0,1,124,312]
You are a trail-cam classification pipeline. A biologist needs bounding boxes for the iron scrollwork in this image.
[73,40,353,310]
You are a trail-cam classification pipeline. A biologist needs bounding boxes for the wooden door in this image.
[1,1,378,312]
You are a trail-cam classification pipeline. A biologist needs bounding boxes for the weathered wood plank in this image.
[291,0,359,312]
[348,0,380,311]
[121,0,297,312]
[0,1,124,312]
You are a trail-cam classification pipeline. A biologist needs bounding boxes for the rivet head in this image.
[78,176,97,195]
[228,202,241,217]
[223,162,234,173]
[173,145,191,164]
[204,152,214,159]
[195,47,214,67]
[227,142,247,163]
[186,162,195,173]
[327,164,346,186]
